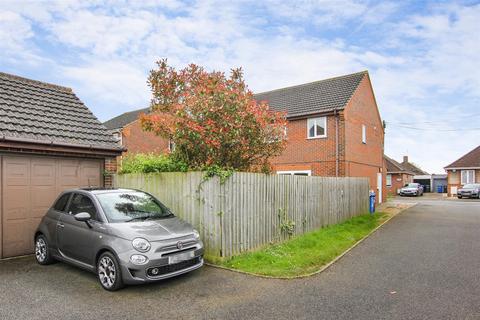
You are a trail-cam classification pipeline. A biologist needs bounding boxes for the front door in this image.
[377,173,383,204]
[57,193,98,266]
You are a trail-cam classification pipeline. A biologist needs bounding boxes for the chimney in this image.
[403,156,409,164]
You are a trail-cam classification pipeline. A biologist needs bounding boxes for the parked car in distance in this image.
[457,184,480,199]
[399,183,424,197]
[34,188,204,291]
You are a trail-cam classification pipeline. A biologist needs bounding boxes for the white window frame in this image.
[307,117,327,139]
[277,170,312,176]
[386,174,392,187]
[461,170,475,184]
[362,124,367,144]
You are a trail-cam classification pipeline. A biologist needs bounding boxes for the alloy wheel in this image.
[35,237,47,263]
[98,256,116,289]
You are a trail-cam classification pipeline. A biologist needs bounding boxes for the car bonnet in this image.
[107,216,195,242]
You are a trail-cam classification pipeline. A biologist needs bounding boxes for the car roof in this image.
[60,188,140,195]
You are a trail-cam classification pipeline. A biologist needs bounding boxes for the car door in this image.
[50,192,72,251]
[57,193,100,266]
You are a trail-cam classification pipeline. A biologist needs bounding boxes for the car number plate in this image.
[169,251,194,264]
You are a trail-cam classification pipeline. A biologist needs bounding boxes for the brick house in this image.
[384,155,414,196]
[0,72,122,258]
[445,145,480,196]
[105,71,386,202]
[103,107,172,155]
[255,71,386,202]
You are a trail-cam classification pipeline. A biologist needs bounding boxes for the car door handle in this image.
[57,223,65,228]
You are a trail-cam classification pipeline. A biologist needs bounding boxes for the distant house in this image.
[105,71,386,202]
[384,156,414,196]
[391,155,447,193]
[103,107,172,155]
[445,145,480,196]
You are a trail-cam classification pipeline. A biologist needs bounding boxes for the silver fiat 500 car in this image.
[34,188,204,291]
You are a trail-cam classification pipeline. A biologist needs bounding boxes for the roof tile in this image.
[446,146,480,168]
[254,71,367,117]
[0,72,119,150]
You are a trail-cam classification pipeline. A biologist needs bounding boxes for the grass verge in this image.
[218,212,389,278]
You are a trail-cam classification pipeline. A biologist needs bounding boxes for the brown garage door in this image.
[1,155,102,258]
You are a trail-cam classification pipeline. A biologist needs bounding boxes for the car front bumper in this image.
[458,192,479,198]
[400,191,418,196]
[118,244,204,285]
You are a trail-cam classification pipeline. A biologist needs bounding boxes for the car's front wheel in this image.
[35,234,55,265]
[97,252,124,291]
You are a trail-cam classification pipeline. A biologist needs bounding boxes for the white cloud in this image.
[0,10,34,56]
[62,61,151,120]
[1,0,479,173]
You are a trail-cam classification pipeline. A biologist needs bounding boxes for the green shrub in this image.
[119,153,189,174]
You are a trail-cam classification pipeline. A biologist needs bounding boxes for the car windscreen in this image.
[406,183,418,188]
[463,184,480,189]
[95,191,174,223]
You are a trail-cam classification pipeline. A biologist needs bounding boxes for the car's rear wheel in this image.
[97,252,124,291]
[35,234,55,265]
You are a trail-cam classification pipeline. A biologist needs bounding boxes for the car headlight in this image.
[192,229,200,240]
[132,238,151,252]
[130,254,149,265]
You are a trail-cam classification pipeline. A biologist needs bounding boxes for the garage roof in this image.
[0,72,120,151]
[254,71,367,118]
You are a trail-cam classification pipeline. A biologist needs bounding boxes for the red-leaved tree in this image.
[140,59,287,171]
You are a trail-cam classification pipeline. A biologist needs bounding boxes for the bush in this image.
[119,154,188,174]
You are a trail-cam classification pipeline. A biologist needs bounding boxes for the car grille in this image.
[156,238,198,253]
[146,257,201,278]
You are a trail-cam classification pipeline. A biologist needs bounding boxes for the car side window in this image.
[68,194,99,221]
[53,193,71,212]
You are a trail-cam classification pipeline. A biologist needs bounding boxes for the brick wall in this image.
[122,119,169,154]
[104,157,117,187]
[343,75,385,202]
[271,113,345,176]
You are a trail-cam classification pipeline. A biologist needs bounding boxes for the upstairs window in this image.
[362,124,367,144]
[307,117,327,139]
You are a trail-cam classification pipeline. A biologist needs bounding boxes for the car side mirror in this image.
[74,212,91,222]
[74,212,93,228]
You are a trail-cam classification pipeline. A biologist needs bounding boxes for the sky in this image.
[0,0,479,173]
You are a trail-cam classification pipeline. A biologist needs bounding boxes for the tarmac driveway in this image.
[1,198,480,320]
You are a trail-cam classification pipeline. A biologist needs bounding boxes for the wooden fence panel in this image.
[114,172,369,258]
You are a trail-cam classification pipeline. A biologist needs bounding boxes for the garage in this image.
[0,72,122,258]
[1,156,103,258]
